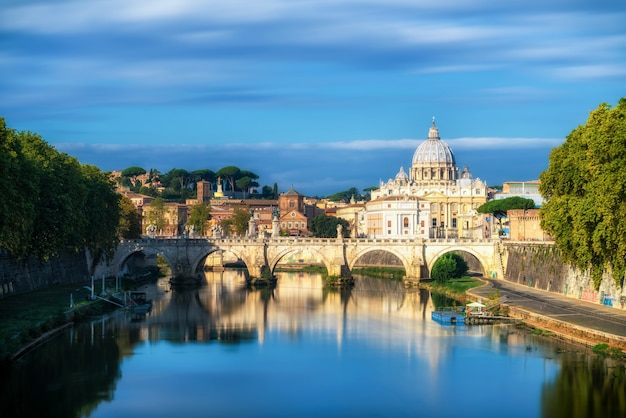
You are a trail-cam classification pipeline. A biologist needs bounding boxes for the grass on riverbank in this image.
[0,282,92,362]
[351,267,405,280]
[0,276,154,364]
[420,276,485,302]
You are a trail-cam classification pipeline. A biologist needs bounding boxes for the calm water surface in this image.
[2,271,625,418]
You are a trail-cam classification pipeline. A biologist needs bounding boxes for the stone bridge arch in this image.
[347,246,412,276]
[425,246,490,278]
[266,247,333,276]
[117,245,174,276]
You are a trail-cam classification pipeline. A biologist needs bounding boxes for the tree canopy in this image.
[326,187,369,203]
[539,98,626,288]
[477,196,535,234]
[187,203,211,236]
[431,253,469,283]
[310,215,350,238]
[0,118,121,263]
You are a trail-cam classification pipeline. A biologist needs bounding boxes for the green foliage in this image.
[477,196,535,219]
[310,214,350,238]
[229,206,251,236]
[216,165,241,192]
[539,98,626,288]
[118,195,142,239]
[0,118,121,262]
[326,187,367,203]
[187,203,211,235]
[431,253,469,283]
[147,197,166,233]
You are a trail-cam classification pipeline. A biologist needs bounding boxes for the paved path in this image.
[467,278,626,343]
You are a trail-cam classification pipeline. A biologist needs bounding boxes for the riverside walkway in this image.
[467,278,626,349]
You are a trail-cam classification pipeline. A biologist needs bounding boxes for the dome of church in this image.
[395,166,409,181]
[411,120,455,166]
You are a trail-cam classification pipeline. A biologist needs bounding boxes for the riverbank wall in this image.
[0,249,89,299]
[503,242,626,310]
[506,305,626,350]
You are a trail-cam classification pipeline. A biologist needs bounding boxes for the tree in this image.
[121,166,146,190]
[147,197,166,234]
[80,164,121,268]
[0,119,37,259]
[216,166,241,193]
[477,196,535,234]
[539,98,626,288]
[228,206,251,236]
[310,215,350,238]
[363,186,378,201]
[261,185,274,199]
[187,203,211,236]
[327,187,363,203]
[0,118,122,263]
[118,195,142,239]
[236,177,253,198]
[431,253,468,283]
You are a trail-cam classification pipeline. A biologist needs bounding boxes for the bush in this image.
[431,253,469,283]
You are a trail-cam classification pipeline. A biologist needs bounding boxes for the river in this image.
[1,270,624,418]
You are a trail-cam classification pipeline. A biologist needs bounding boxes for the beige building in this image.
[369,120,488,238]
[508,209,550,241]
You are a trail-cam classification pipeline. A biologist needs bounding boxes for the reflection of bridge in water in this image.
[104,237,505,281]
[132,271,444,345]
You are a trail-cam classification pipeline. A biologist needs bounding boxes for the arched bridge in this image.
[103,236,505,282]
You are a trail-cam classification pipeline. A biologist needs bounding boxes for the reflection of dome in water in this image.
[411,119,455,166]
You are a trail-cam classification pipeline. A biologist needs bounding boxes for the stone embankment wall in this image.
[0,249,89,299]
[503,242,625,309]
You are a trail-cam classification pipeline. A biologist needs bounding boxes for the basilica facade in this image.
[365,120,489,239]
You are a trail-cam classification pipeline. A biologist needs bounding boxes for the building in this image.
[279,188,309,236]
[369,119,488,239]
[335,200,367,238]
[365,195,430,238]
[141,202,188,236]
[508,209,550,241]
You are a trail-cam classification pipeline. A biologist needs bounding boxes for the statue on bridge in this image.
[212,224,223,238]
[146,224,157,237]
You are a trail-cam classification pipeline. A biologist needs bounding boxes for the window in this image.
[281,222,286,228]
[420,220,424,227]
[291,212,295,217]
[289,201,295,208]
[301,222,305,228]
[452,218,457,228]
[403,217,409,228]
[432,218,437,227]
[387,220,392,227]
[288,222,292,228]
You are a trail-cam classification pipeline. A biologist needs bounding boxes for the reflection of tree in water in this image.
[430,292,460,309]
[541,355,626,418]
[0,323,122,418]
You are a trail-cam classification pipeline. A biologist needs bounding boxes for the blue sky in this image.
[1,0,624,196]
